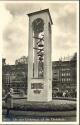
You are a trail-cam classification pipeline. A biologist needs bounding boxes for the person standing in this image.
[5,88,13,118]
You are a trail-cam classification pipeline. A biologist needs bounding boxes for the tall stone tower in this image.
[27,9,53,101]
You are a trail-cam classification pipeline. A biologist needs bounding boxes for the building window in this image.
[64,78,65,81]
[68,78,71,81]
[62,78,63,82]
[62,73,64,76]
[64,73,65,76]
[62,78,66,82]
[66,73,68,76]
[66,72,70,76]
[68,73,70,76]
[67,78,69,82]
[62,73,66,76]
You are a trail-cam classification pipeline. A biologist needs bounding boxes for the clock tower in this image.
[27,9,53,101]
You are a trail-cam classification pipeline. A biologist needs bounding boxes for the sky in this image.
[0,2,78,65]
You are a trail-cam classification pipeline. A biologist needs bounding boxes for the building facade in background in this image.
[2,53,77,98]
[52,53,77,97]
[2,57,28,95]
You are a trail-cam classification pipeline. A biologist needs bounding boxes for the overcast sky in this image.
[0,2,78,64]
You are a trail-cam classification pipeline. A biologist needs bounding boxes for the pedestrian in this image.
[5,88,13,118]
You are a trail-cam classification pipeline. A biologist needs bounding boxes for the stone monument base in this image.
[27,78,52,102]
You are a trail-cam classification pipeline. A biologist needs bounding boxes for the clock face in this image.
[32,18,44,33]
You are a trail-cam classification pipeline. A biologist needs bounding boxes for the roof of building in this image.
[27,8,53,24]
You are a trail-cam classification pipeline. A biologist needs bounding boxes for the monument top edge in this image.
[27,8,53,25]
